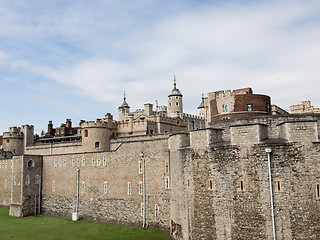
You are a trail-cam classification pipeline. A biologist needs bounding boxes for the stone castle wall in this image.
[25,141,82,156]
[169,114,320,239]
[0,158,14,208]
[1,114,320,239]
[0,155,42,217]
[40,135,171,229]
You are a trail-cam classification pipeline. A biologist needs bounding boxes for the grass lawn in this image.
[0,208,172,240]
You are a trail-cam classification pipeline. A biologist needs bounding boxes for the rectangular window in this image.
[316,183,320,200]
[275,179,283,192]
[92,157,95,166]
[97,156,101,166]
[52,180,55,192]
[63,157,66,167]
[26,175,30,185]
[72,157,75,167]
[139,181,143,195]
[77,157,80,167]
[59,158,62,168]
[266,103,271,113]
[247,104,253,111]
[238,179,245,191]
[35,175,40,185]
[141,202,144,217]
[103,156,107,166]
[54,158,57,168]
[128,182,131,195]
[82,182,85,193]
[82,156,85,167]
[155,204,159,217]
[104,181,108,194]
[165,159,169,174]
[139,160,142,174]
[165,176,170,189]
[208,178,214,190]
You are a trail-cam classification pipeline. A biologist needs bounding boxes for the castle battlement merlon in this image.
[80,120,108,128]
[2,131,23,138]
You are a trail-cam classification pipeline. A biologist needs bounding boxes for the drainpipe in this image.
[38,175,41,214]
[141,152,146,228]
[72,168,80,221]
[76,168,80,214]
[266,147,276,240]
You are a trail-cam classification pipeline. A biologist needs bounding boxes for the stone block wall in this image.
[21,155,42,216]
[278,120,318,143]
[0,158,13,207]
[25,142,82,156]
[170,116,320,240]
[41,136,171,229]
[230,124,268,145]
[0,155,42,217]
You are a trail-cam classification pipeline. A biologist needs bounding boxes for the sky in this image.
[0,0,320,134]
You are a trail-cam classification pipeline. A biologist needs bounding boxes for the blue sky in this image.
[0,0,320,134]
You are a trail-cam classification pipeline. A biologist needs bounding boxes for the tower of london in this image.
[0,79,319,240]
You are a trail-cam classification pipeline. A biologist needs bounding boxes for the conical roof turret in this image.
[198,93,205,109]
[119,91,130,108]
[168,75,183,97]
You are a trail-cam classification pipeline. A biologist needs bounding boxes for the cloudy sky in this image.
[0,0,319,134]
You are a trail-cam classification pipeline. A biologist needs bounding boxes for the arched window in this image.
[95,142,100,148]
[27,159,34,168]
[84,129,88,137]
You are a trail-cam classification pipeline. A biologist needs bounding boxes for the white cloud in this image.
[4,0,320,115]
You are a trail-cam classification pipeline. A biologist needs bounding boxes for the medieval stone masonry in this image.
[0,82,320,240]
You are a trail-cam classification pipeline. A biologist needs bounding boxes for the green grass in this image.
[0,208,171,240]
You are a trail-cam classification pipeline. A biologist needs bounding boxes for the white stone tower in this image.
[168,75,183,118]
[198,94,206,119]
[118,91,130,121]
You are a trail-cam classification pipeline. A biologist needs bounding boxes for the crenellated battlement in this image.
[2,131,23,138]
[80,120,108,128]
[3,126,23,139]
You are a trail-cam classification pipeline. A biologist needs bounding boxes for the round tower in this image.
[168,75,183,118]
[118,91,130,121]
[81,120,111,152]
[2,127,24,155]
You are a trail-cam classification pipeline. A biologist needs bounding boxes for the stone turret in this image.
[2,127,24,155]
[21,125,34,152]
[118,91,130,121]
[168,75,183,118]
[81,119,111,152]
[198,93,206,120]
